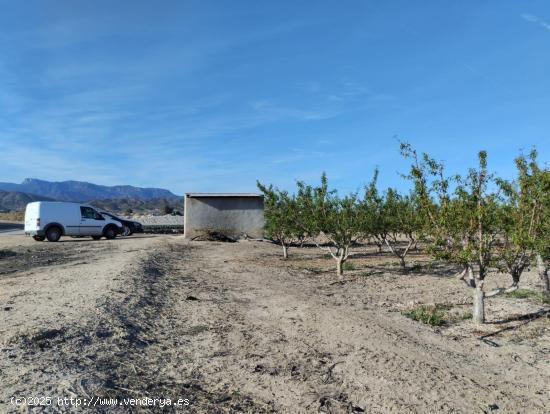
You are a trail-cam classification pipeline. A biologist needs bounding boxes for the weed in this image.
[506,289,550,305]
[458,311,473,320]
[507,289,536,299]
[409,263,423,273]
[343,262,355,271]
[446,311,472,322]
[403,305,446,326]
[540,294,550,305]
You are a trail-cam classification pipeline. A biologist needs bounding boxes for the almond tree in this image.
[257,182,303,259]
[535,247,550,295]
[297,173,365,278]
[363,169,387,253]
[533,175,550,295]
[535,185,550,294]
[401,143,502,324]
[494,150,548,291]
[380,189,419,269]
[363,177,419,267]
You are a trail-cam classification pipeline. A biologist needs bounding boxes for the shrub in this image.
[403,305,446,326]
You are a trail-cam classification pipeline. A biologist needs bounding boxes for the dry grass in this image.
[0,211,24,222]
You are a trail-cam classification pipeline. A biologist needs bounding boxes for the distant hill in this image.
[0,178,180,202]
[0,190,54,211]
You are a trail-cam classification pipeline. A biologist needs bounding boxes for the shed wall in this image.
[184,196,264,239]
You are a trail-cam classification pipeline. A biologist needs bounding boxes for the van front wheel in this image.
[46,226,62,242]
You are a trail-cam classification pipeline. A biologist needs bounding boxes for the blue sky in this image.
[1,1,550,195]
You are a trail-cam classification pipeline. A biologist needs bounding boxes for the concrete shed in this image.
[184,193,264,239]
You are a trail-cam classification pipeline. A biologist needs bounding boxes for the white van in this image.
[24,202,123,242]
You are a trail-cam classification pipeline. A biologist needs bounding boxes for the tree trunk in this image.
[399,256,406,269]
[336,257,344,278]
[282,244,288,259]
[472,287,485,325]
[511,269,521,288]
[467,265,476,288]
[536,254,550,294]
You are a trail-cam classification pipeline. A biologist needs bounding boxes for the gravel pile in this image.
[130,214,184,226]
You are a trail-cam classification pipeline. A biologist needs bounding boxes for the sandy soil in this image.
[0,235,548,413]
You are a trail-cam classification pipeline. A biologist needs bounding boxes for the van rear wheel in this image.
[46,226,62,242]
[104,226,117,240]
[33,235,45,242]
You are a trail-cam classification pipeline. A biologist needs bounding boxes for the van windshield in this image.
[102,212,121,220]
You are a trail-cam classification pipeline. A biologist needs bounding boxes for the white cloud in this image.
[522,13,550,32]
[521,13,539,23]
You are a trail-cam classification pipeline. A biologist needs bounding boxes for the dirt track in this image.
[0,235,549,413]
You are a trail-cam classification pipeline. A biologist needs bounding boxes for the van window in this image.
[81,207,104,220]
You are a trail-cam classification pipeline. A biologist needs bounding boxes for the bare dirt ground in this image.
[0,235,548,413]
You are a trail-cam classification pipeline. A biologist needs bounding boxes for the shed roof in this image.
[185,192,263,198]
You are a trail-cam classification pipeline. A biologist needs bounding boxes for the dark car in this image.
[100,211,143,236]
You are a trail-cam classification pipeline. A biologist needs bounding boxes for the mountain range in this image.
[0,178,180,202]
[0,179,182,212]
[0,190,53,211]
